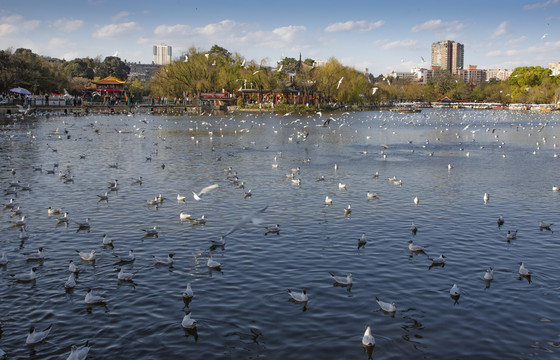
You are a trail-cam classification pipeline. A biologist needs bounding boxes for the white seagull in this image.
[182,283,194,299]
[506,230,518,240]
[329,272,352,285]
[116,249,135,263]
[450,284,461,296]
[337,76,344,89]
[223,205,268,238]
[325,196,333,205]
[484,267,494,281]
[518,262,530,276]
[26,247,45,261]
[288,288,308,302]
[192,184,219,201]
[26,324,53,344]
[117,268,134,281]
[376,296,396,313]
[47,207,62,216]
[66,340,90,360]
[429,254,446,265]
[408,240,426,252]
[179,211,192,221]
[0,251,8,265]
[68,260,79,273]
[102,234,113,246]
[76,250,95,262]
[181,311,197,329]
[153,253,174,265]
[143,226,159,237]
[65,272,77,289]
[177,193,187,202]
[14,267,38,282]
[84,288,106,304]
[362,325,375,347]
[207,257,222,269]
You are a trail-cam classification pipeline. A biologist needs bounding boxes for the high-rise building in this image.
[153,44,172,65]
[431,40,463,73]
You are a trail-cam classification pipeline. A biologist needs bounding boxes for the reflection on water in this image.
[0,109,559,359]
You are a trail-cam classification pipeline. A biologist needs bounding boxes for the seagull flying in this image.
[192,184,219,201]
[223,205,268,238]
[337,76,344,89]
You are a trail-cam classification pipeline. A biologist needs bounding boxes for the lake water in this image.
[0,109,559,359]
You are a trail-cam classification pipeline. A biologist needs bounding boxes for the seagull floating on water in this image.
[102,234,113,246]
[26,324,52,344]
[450,284,461,296]
[116,249,135,263]
[116,268,134,281]
[518,262,530,276]
[484,267,494,281]
[408,240,426,252]
[76,250,95,262]
[376,296,396,313]
[539,221,553,231]
[66,340,90,360]
[68,260,79,273]
[84,288,106,304]
[329,272,352,285]
[65,272,77,289]
[153,253,174,265]
[497,216,504,227]
[14,267,38,282]
[26,247,45,261]
[362,325,375,347]
[182,283,194,299]
[506,230,518,241]
[429,254,446,265]
[207,256,222,269]
[143,226,159,237]
[325,196,333,205]
[288,288,308,302]
[181,311,197,329]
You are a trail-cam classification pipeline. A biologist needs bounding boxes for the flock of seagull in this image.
[0,108,559,359]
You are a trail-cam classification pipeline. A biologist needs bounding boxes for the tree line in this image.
[1,45,559,105]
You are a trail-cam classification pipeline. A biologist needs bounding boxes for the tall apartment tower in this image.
[153,44,172,65]
[431,40,464,73]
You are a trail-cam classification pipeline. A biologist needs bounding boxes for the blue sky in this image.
[0,0,558,75]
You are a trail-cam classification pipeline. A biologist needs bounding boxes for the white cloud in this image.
[411,19,464,33]
[324,20,385,33]
[152,20,306,51]
[154,24,191,36]
[1,15,23,23]
[0,23,17,37]
[382,39,418,50]
[524,0,559,10]
[196,19,238,36]
[506,35,528,46]
[111,11,130,22]
[271,25,306,42]
[93,22,140,39]
[492,21,508,38]
[23,20,41,31]
[53,18,84,32]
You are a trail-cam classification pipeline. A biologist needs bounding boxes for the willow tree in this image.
[314,58,346,100]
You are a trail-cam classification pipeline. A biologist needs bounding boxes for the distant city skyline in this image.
[0,0,558,75]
